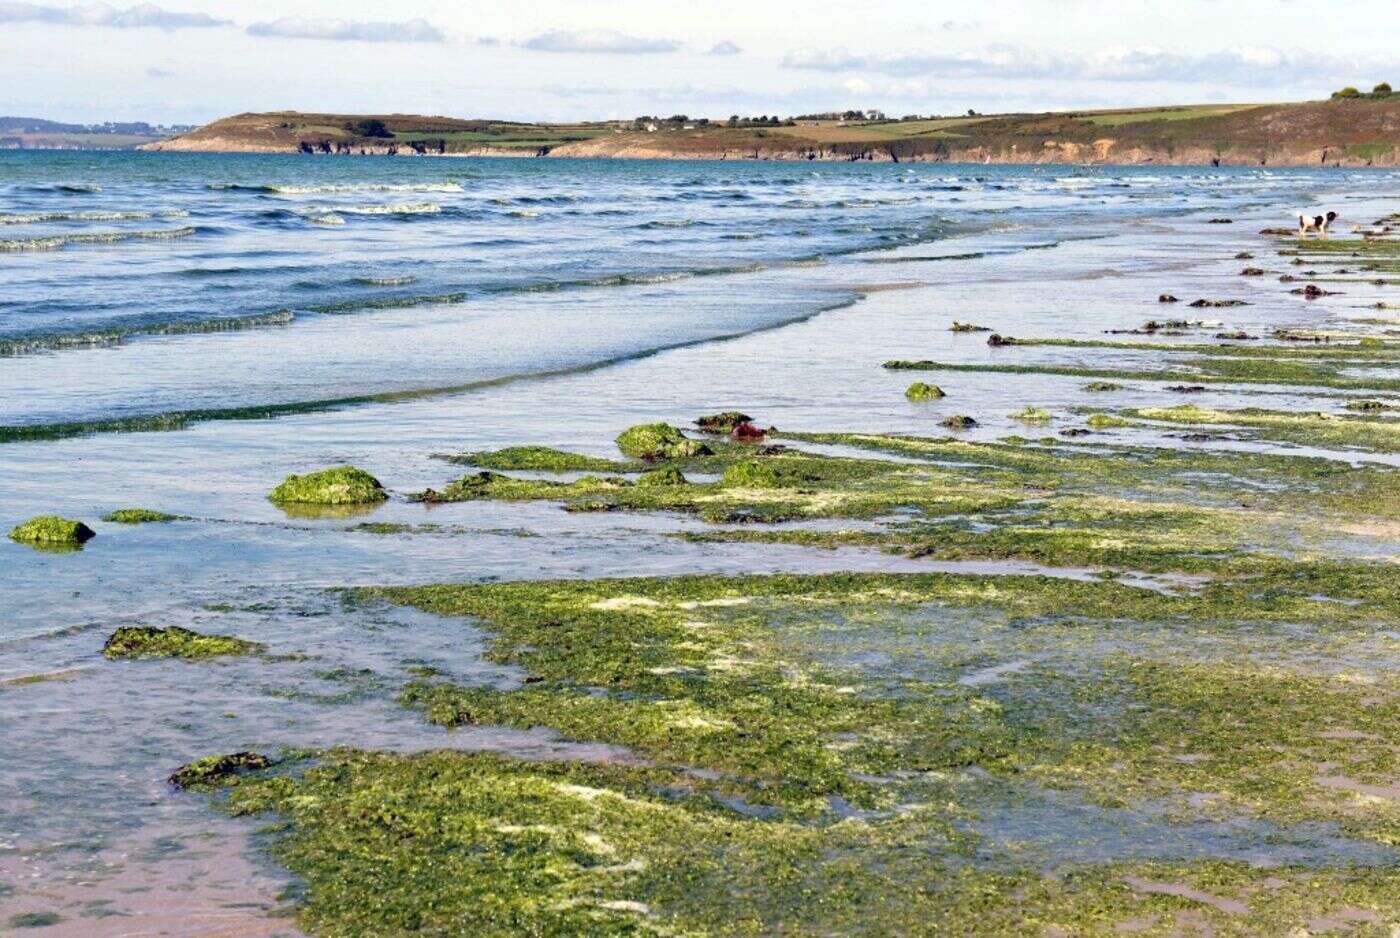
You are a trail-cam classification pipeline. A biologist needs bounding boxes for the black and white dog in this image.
[1297,210,1338,234]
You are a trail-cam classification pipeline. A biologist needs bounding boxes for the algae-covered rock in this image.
[721,460,784,489]
[1010,406,1052,424]
[637,466,689,487]
[905,382,945,401]
[616,423,712,460]
[169,752,272,789]
[940,415,978,430]
[694,412,752,434]
[9,516,95,546]
[269,465,386,505]
[103,508,185,524]
[103,625,263,660]
[1083,382,1124,392]
[1087,414,1130,429]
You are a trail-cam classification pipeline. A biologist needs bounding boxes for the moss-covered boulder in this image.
[103,508,185,524]
[637,466,689,487]
[103,625,263,660]
[1083,382,1124,392]
[169,752,272,790]
[694,411,752,433]
[721,460,785,489]
[9,516,95,546]
[269,466,386,506]
[905,382,945,401]
[615,424,711,460]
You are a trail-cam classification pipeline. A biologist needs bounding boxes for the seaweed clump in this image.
[720,460,786,489]
[170,752,272,789]
[103,625,264,660]
[905,382,946,401]
[637,466,688,487]
[8,515,95,545]
[615,423,712,460]
[453,447,627,473]
[269,466,386,506]
[103,508,186,524]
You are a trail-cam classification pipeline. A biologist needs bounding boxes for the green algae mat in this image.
[178,233,1400,935]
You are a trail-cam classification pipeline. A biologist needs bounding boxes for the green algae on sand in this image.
[8,515,95,545]
[268,465,386,506]
[170,752,272,789]
[102,625,264,660]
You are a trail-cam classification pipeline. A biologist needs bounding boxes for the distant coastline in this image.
[140,100,1400,167]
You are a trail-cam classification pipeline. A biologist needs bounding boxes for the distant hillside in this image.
[1,116,188,150]
[146,99,1400,166]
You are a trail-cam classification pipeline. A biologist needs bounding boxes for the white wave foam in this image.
[0,226,197,252]
[269,183,464,195]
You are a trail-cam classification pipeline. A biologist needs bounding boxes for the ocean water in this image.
[3,151,1398,931]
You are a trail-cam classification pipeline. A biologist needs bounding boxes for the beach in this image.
[2,152,1399,935]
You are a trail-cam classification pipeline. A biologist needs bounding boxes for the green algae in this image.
[102,625,264,660]
[102,508,187,524]
[189,564,1400,935]
[1010,406,1052,424]
[719,460,789,489]
[616,423,712,460]
[637,466,688,487]
[169,752,272,790]
[268,465,387,506]
[904,381,946,401]
[8,912,62,928]
[448,446,633,473]
[884,358,1400,393]
[8,515,94,545]
[1124,404,1400,453]
[1086,414,1129,429]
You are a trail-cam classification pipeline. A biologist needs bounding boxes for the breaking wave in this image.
[0,226,198,252]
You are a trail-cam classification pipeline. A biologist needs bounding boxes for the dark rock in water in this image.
[1292,284,1340,298]
[940,415,978,429]
[170,752,272,789]
[1189,299,1249,308]
[986,334,1017,347]
[694,411,752,434]
[755,444,792,456]
[1259,227,1296,236]
[1178,433,1218,442]
[1059,428,1092,437]
[1274,330,1328,343]
[1240,267,1265,276]
[1235,252,1254,260]
[1214,331,1258,340]
[1279,274,1296,282]
[1206,218,1234,224]
[1167,385,1208,393]
[1158,294,1179,303]
[730,422,767,442]
[1083,381,1124,392]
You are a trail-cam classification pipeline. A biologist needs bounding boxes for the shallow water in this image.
[3,154,1399,931]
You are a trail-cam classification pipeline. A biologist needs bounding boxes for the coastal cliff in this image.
[147,99,1400,166]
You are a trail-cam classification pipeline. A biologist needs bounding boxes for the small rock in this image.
[1239,267,1265,276]
[940,415,978,430]
[1158,294,1180,303]
[905,382,946,402]
[694,411,752,434]
[986,334,1016,347]
[1166,385,1207,393]
[9,516,95,546]
[170,752,272,790]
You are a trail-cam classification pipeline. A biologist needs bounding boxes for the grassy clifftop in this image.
[147,98,1400,166]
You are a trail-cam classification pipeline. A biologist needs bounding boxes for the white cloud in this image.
[781,42,1385,87]
[521,29,680,54]
[245,17,445,43]
[0,2,227,29]
[707,40,742,55]
[145,65,174,77]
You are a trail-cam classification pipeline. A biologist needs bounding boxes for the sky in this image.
[2,0,1398,124]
